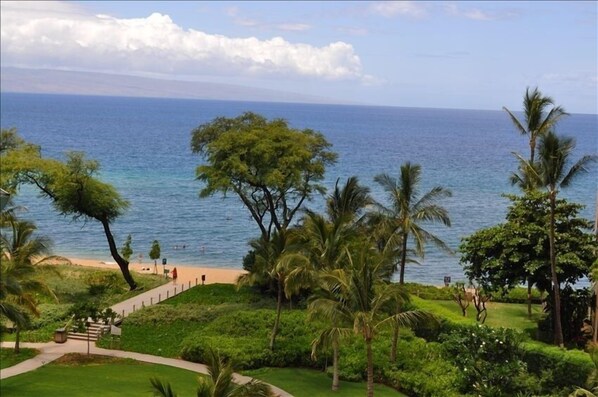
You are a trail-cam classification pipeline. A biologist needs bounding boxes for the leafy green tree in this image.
[373,162,452,284]
[191,112,336,242]
[503,87,567,166]
[460,192,595,296]
[1,140,137,290]
[121,234,133,262]
[0,219,59,352]
[149,240,161,274]
[515,131,596,346]
[150,347,273,397]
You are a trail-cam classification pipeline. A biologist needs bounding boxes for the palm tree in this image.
[506,88,568,317]
[0,219,61,352]
[516,131,596,347]
[326,176,373,225]
[313,243,430,397]
[237,231,307,350]
[373,162,452,284]
[150,347,273,397]
[503,87,568,165]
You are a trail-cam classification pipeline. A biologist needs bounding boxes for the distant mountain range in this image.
[0,67,349,105]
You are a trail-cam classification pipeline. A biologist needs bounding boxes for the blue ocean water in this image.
[1,92,596,285]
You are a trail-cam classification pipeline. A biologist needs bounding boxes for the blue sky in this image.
[1,1,596,113]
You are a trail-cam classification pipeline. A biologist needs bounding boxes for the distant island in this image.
[0,67,353,105]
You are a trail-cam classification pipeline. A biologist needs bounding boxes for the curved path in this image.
[0,340,292,397]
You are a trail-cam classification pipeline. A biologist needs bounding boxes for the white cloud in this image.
[368,1,427,18]
[444,3,518,21]
[0,1,366,81]
[275,23,311,32]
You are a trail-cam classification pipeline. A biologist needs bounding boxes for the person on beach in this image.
[172,267,178,284]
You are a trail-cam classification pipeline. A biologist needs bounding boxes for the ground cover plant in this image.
[1,263,166,343]
[0,347,37,369]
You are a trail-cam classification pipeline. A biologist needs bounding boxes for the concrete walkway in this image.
[0,275,292,397]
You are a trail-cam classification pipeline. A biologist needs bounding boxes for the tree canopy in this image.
[460,191,596,293]
[191,112,337,241]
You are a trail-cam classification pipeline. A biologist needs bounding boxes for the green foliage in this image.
[121,234,133,262]
[461,192,595,293]
[149,240,161,261]
[441,324,535,396]
[161,284,274,307]
[402,283,453,300]
[384,338,460,397]
[537,287,592,346]
[522,340,594,393]
[84,271,120,295]
[191,112,337,241]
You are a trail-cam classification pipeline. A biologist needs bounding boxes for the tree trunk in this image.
[100,217,137,290]
[390,323,399,362]
[269,278,283,350]
[15,325,20,354]
[366,336,374,397]
[527,279,532,319]
[332,338,339,391]
[549,193,564,347]
[399,233,408,285]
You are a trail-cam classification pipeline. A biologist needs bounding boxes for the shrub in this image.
[521,341,594,393]
[84,271,120,295]
[384,338,460,397]
[440,324,539,396]
[491,286,544,304]
[403,283,453,300]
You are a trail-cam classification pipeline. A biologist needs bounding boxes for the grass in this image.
[0,348,38,369]
[245,367,407,397]
[1,264,167,343]
[0,354,202,397]
[411,296,545,333]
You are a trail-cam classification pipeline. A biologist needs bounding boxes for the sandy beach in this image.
[53,256,246,285]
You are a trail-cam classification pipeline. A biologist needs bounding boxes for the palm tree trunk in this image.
[15,325,20,354]
[399,233,408,285]
[390,323,399,362]
[549,193,564,347]
[269,278,283,350]
[366,336,374,397]
[332,338,339,391]
[99,217,137,290]
[527,278,532,319]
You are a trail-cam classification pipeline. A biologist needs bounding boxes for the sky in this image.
[1,1,597,113]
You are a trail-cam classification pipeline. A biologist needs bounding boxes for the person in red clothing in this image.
[172,267,178,284]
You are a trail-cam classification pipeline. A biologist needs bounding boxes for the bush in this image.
[491,286,544,304]
[521,341,594,393]
[84,271,120,295]
[384,338,460,397]
[440,324,541,396]
[403,283,453,300]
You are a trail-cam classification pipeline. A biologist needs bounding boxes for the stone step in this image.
[67,323,111,341]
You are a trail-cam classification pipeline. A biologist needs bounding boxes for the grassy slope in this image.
[245,367,407,397]
[0,348,38,369]
[411,296,544,332]
[2,264,167,343]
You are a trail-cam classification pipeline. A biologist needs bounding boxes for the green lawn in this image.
[411,296,545,333]
[245,367,407,397]
[0,354,201,397]
[0,348,38,369]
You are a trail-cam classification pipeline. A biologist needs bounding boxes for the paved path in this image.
[0,276,292,397]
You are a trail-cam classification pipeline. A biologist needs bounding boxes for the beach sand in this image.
[52,256,246,285]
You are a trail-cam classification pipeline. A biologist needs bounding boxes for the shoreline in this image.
[52,256,247,285]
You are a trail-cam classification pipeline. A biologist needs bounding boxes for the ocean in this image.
[1,92,596,285]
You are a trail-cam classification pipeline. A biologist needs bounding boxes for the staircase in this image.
[67,322,110,342]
